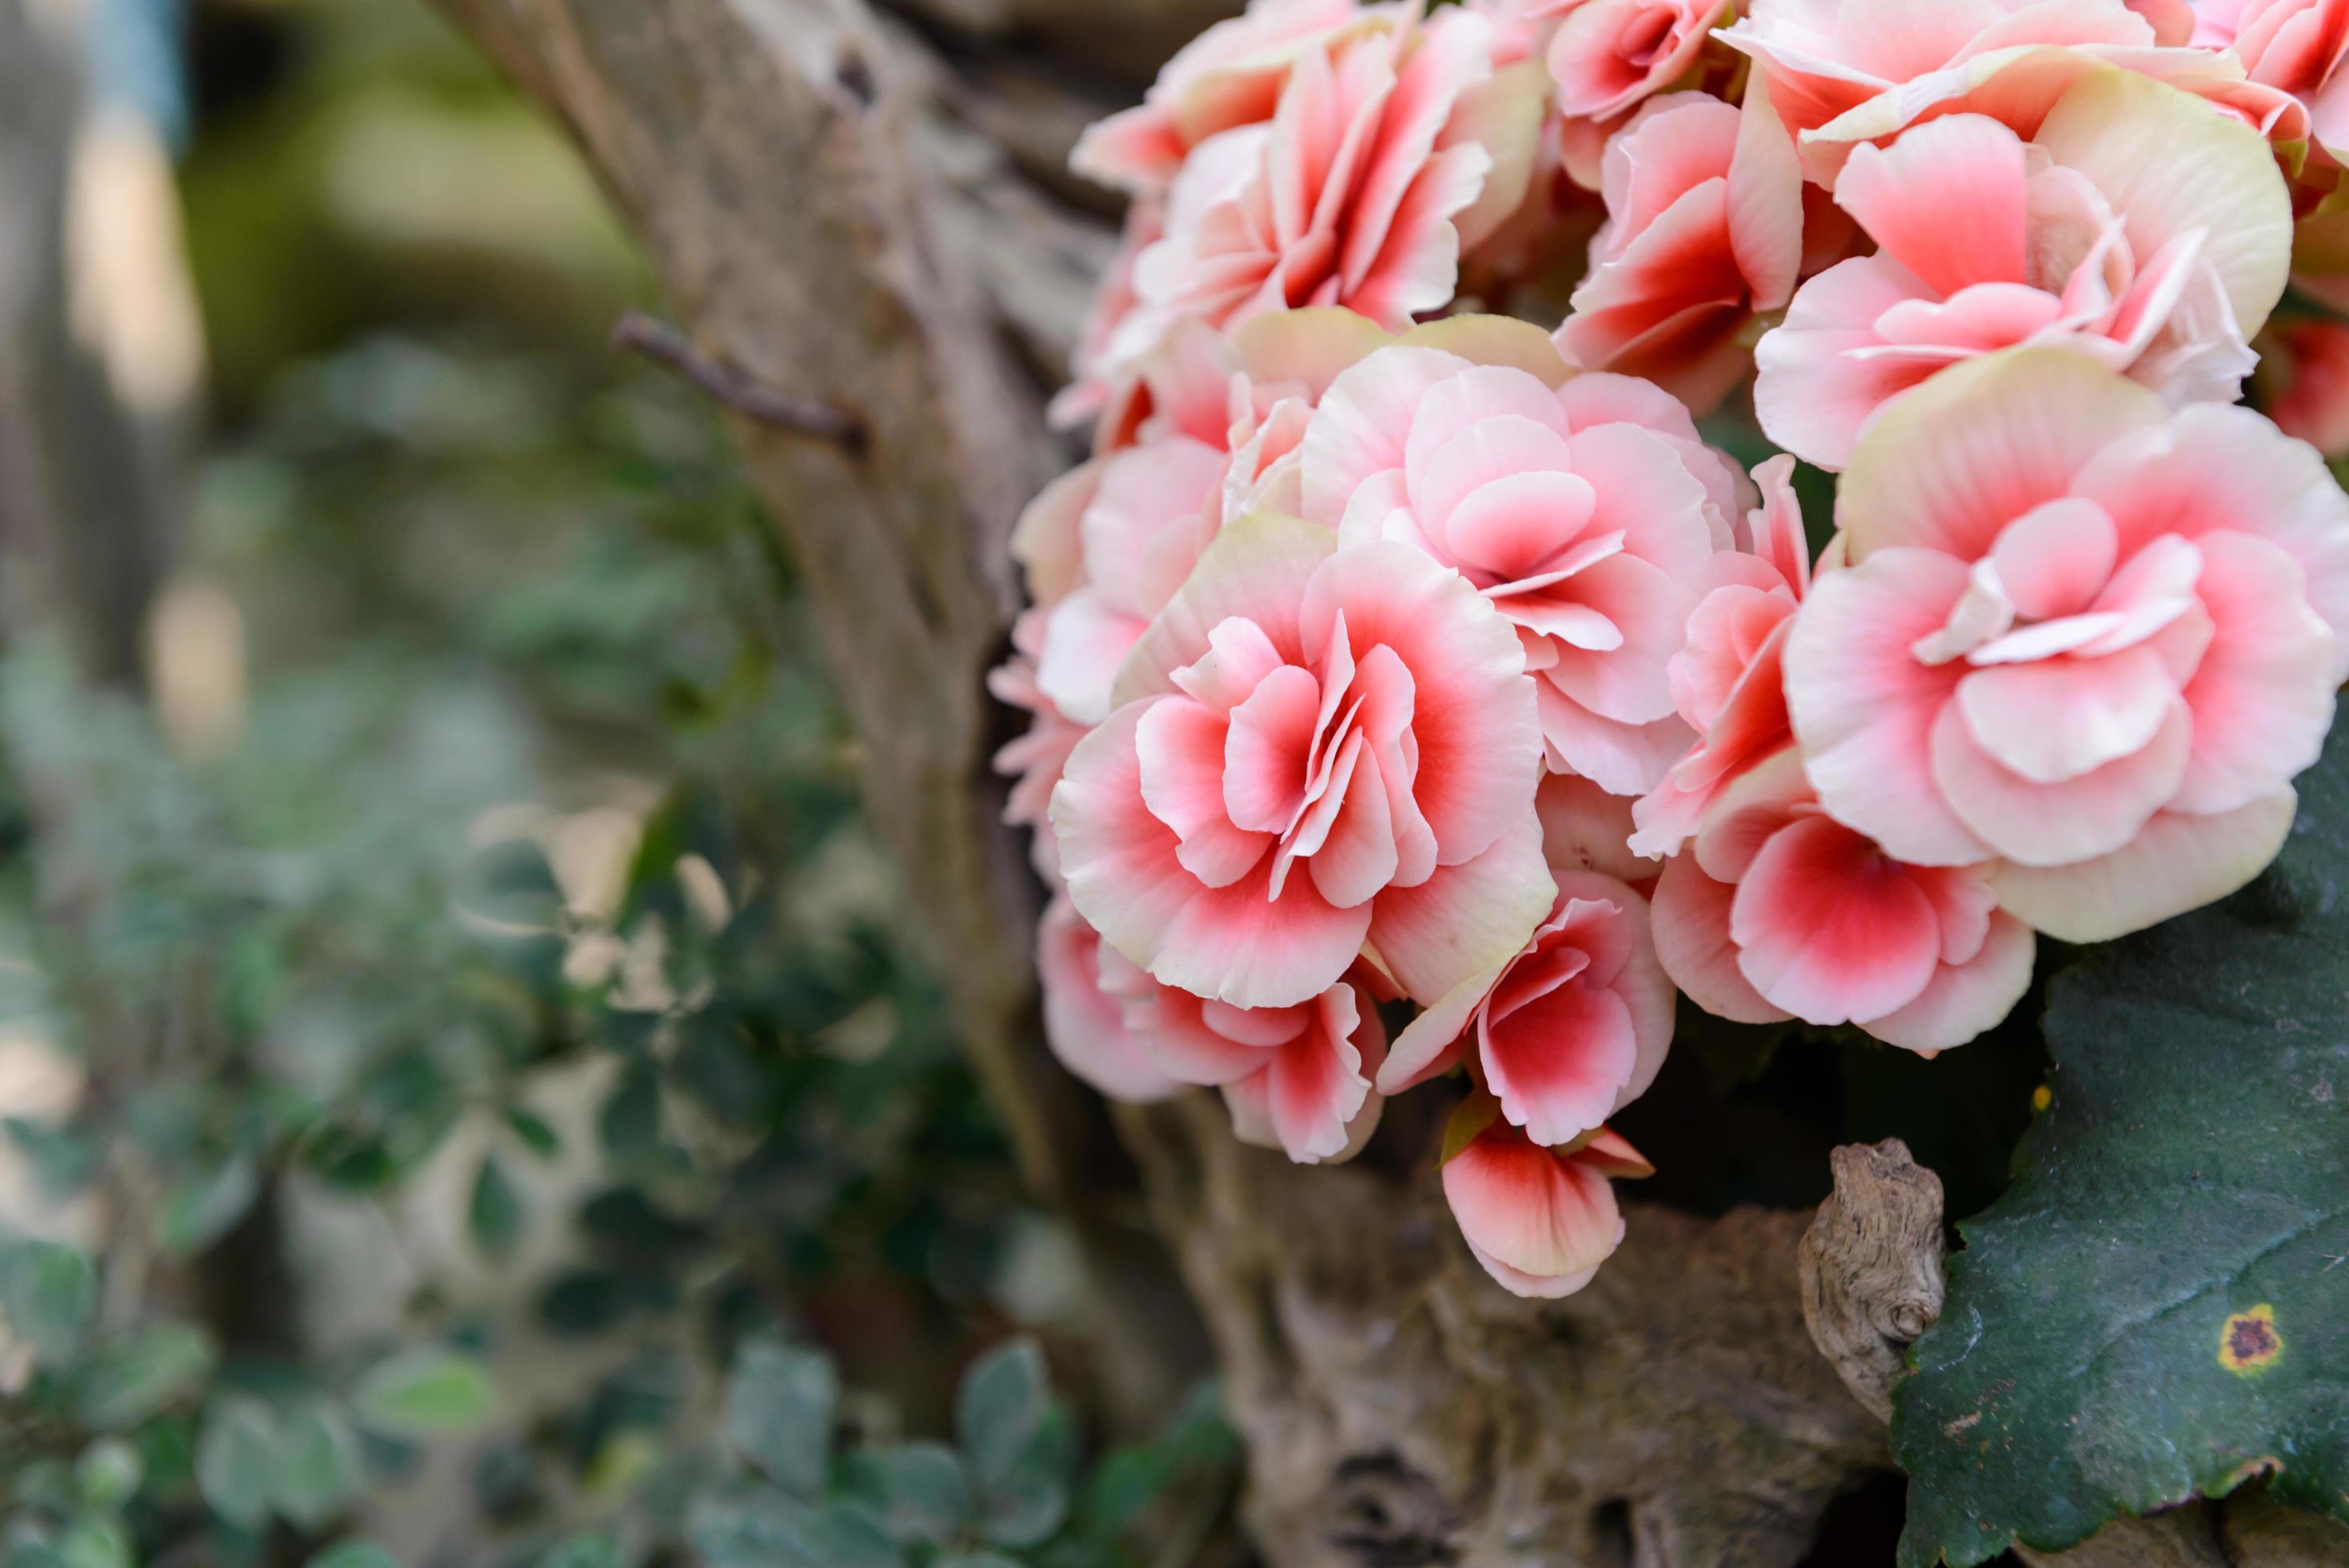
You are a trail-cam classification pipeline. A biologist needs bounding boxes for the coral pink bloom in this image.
[1443,1115,1652,1297]
[1380,872,1675,1146]
[1558,83,1804,413]
[1295,320,1751,795]
[1125,961,1391,1162]
[1053,514,1554,1009]
[1785,348,2349,942]
[2271,318,2349,456]
[1631,456,1815,858]
[1718,0,2306,186]
[1037,897,1187,1102]
[1649,750,2038,1050]
[1546,0,1727,122]
[1108,8,1547,370]
[1072,0,1393,196]
[2192,0,2349,154]
[1755,71,2291,471]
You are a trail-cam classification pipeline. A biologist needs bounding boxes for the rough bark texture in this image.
[422,2,2349,1562]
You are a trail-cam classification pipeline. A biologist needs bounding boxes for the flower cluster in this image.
[999,0,2349,1300]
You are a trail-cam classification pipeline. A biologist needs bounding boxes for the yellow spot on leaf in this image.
[2219,1305,2283,1374]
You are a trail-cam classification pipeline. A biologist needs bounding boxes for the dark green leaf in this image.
[1893,734,2349,1566]
[268,1402,354,1530]
[354,1350,496,1436]
[978,1405,1074,1550]
[955,1338,1046,1489]
[467,1154,524,1262]
[597,1062,662,1162]
[158,1154,261,1258]
[502,1108,559,1158]
[722,1342,836,1497]
[196,1398,277,1530]
[871,1442,969,1545]
[0,1240,94,1362]
[74,1324,216,1430]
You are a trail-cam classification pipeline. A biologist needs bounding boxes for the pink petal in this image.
[1731,815,1945,1026]
[1651,852,1792,1026]
[1783,547,1988,866]
[1539,772,1647,883]
[1753,254,1940,472]
[1834,113,2029,295]
[1037,898,1186,1102]
[1264,982,1382,1163]
[1443,1129,1625,1294]
[1117,514,1336,706]
[1367,811,1556,1004]
[1300,541,1543,864]
[1136,697,1274,887]
[1486,981,1639,1149]
[1929,693,2192,867]
[1537,682,1698,797]
[1224,663,1323,834]
[1989,790,2298,942]
[1301,346,1475,526]
[1174,615,1291,716]
[1055,701,1375,1009]
[2171,530,2339,816]
[1859,908,2036,1054]
[1988,495,2119,622]
[1954,643,2181,786]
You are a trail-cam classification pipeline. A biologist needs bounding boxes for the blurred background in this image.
[0,1,1244,1563]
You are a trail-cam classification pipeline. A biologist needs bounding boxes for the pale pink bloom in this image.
[1379,872,1675,1146]
[1124,960,1391,1162]
[1784,347,2349,943]
[1649,750,2038,1051]
[1052,514,1555,1010]
[1546,0,1728,122]
[2271,318,2349,456]
[1051,200,1162,440]
[1755,71,2292,470]
[2191,0,2349,154]
[1037,896,1188,1102]
[1294,320,1751,795]
[1072,0,1395,196]
[1443,1116,1652,1297]
[989,613,1090,881]
[1108,7,1547,370]
[1718,0,2307,186]
[1557,83,1805,412]
[1468,0,1562,64]
[1631,455,1815,858]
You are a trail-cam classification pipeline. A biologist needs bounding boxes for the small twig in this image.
[610,310,870,454]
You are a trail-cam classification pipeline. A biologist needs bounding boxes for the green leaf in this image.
[1893,734,2349,1566]
[503,1108,559,1158]
[723,1342,836,1496]
[74,1438,143,1511]
[978,1406,1074,1549]
[158,1154,261,1258]
[956,1338,1046,1489]
[689,1488,900,1568]
[935,1557,1024,1568]
[353,1349,496,1437]
[196,1398,277,1530]
[871,1442,969,1545]
[1438,1088,1501,1166]
[268,1402,354,1530]
[467,1154,524,1262]
[535,1535,617,1568]
[306,1541,401,1568]
[74,1323,216,1430]
[597,1062,662,1162]
[0,1241,95,1362]
[53,1520,130,1568]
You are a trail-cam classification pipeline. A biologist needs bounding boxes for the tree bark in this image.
[421,3,2341,1562]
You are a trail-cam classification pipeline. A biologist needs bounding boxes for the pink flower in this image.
[2191,0,2349,153]
[1071,0,1391,196]
[1631,455,1815,857]
[1443,1111,1653,1297]
[1755,71,2291,470]
[1556,83,1807,412]
[1784,347,2349,943]
[1546,0,1727,122]
[1539,770,1648,882]
[2270,318,2349,456]
[1293,318,1751,795]
[1107,7,1547,370]
[1052,514,1555,1010]
[1719,0,2307,185]
[990,614,1090,880]
[1379,872,1675,1146]
[1124,960,1392,1162]
[1649,750,2038,1050]
[1037,896,1188,1102]
[1051,199,1162,440]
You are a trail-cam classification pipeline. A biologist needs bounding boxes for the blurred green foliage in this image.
[0,0,1237,1563]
